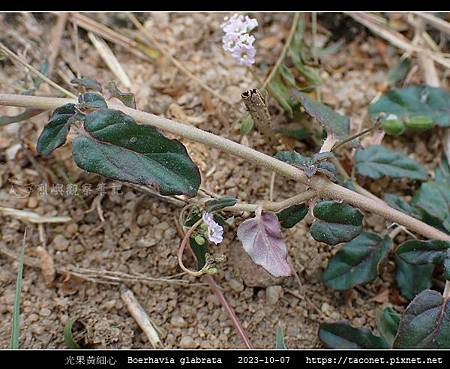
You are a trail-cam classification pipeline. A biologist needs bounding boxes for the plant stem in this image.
[205,275,253,349]
[444,281,450,299]
[261,12,300,91]
[331,126,377,152]
[224,190,316,213]
[1,93,449,242]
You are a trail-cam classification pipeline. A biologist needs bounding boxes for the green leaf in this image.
[393,289,450,348]
[354,145,428,181]
[396,239,450,265]
[383,194,412,215]
[205,197,237,213]
[278,128,310,141]
[411,182,450,227]
[444,251,450,281]
[275,326,287,349]
[71,77,103,92]
[31,60,49,90]
[106,81,136,109]
[275,150,309,167]
[369,85,450,128]
[395,255,434,301]
[323,232,391,291]
[268,75,293,118]
[275,151,337,180]
[277,204,308,229]
[240,114,254,136]
[78,92,108,110]
[435,156,450,183]
[36,103,78,156]
[291,92,349,139]
[184,207,202,227]
[279,64,296,88]
[64,319,81,349]
[190,236,208,270]
[72,109,201,197]
[376,307,401,347]
[310,201,363,245]
[9,235,26,349]
[387,57,411,87]
[319,322,389,349]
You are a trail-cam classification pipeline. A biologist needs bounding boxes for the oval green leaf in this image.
[276,204,308,229]
[354,145,428,181]
[36,103,77,156]
[73,109,201,197]
[369,85,450,128]
[292,92,350,139]
[310,201,363,245]
[376,307,401,348]
[323,232,391,291]
[396,240,450,265]
[319,322,389,349]
[395,255,434,301]
[393,289,450,348]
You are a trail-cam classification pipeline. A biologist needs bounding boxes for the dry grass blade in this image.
[346,12,450,69]
[415,12,450,36]
[69,13,155,62]
[0,42,76,98]
[9,229,27,349]
[0,206,71,224]
[87,32,131,88]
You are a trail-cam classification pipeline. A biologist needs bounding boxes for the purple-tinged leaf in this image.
[236,212,291,277]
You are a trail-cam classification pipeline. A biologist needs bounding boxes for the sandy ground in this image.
[0,12,447,348]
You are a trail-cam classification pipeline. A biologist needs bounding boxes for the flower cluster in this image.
[202,212,223,245]
[221,14,258,67]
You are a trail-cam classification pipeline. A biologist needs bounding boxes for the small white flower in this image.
[221,14,257,35]
[221,13,258,67]
[232,44,256,67]
[222,32,242,53]
[202,212,224,245]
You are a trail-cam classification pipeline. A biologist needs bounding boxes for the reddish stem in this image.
[205,275,253,349]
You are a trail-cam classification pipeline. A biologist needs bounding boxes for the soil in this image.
[0,12,447,349]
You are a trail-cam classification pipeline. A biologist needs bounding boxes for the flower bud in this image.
[381,118,405,136]
[405,115,433,132]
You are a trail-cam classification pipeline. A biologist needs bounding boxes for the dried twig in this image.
[88,32,132,88]
[121,287,162,348]
[0,207,71,224]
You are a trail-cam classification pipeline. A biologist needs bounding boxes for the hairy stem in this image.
[0,93,449,242]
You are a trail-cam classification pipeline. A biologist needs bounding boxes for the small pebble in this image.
[170,315,187,328]
[266,286,283,305]
[180,336,198,349]
[53,235,69,251]
[39,308,51,317]
[229,279,244,293]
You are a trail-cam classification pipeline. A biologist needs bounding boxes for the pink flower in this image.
[232,44,256,67]
[221,13,257,67]
[202,212,224,245]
